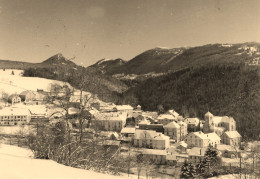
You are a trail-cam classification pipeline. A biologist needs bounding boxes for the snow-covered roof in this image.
[224,131,241,138]
[134,130,157,139]
[121,127,136,134]
[206,132,221,142]
[94,112,126,121]
[154,133,169,141]
[179,141,188,148]
[114,105,133,110]
[157,114,175,120]
[188,147,207,156]
[138,119,151,125]
[168,109,179,117]
[216,144,238,152]
[20,90,36,96]
[184,118,200,125]
[192,131,208,140]
[143,149,167,155]
[0,107,30,116]
[205,111,213,117]
[178,121,187,127]
[164,121,180,128]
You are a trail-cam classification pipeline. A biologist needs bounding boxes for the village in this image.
[0,72,259,178]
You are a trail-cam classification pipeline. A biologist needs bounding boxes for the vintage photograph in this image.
[0,0,259,178]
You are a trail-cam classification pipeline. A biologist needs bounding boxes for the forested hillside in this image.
[121,64,260,140]
[101,42,260,75]
[22,54,128,101]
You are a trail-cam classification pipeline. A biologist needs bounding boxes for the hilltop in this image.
[0,54,128,102]
[93,42,260,75]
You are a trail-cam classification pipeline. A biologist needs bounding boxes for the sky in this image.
[0,0,260,67]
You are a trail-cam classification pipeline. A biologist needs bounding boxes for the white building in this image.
[157,114,176,125]
[134,130,170,150]
[203,112,236,136]
[0,107,31,125]
[113,105,134,118]
[93,112,127,132]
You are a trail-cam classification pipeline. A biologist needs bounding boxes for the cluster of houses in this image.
[87,103,242,165]
[0,89,243,166]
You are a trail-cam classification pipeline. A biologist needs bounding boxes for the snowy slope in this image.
[0,144,130,179]
[0,69,70,95]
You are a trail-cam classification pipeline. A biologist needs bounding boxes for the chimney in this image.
[200,149,201,155]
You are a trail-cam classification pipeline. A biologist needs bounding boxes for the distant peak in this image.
[41,53,73,65]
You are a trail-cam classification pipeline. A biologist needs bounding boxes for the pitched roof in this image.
[224,131,241,138]
[139,119,151,125]
[184,118,200,125]
[178,121,187,127]
[179,141,188,148]
[115,105,133,110]
[94,112,126,121]
[164,121,180,128]
[134,130,168,140]
[143,149,167,155]
[0,107,30,116]
[157,114,175,120]
[20,90,36,96]
[192,131,208,140]
[188,147,207,156]
[206,132,221,142]
[134,130,157,139]
[168,110,179,117]
[205,111,213,117]
[216,144,238,152]
[154,133,169,140]
[121,127,136,134]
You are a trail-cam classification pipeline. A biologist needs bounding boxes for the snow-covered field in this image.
[0,69,70,95]
[0,144,131,179]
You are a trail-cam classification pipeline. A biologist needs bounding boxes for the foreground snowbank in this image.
[0,144,129,179]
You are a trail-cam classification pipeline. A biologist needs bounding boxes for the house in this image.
[139,119,164,133]
[0,107,31,125]
[221,131,241,146]
[28,105,49,124]
[184,118,200,132]
[184,131,209,148]
[178,121,188,140]
[93,112,127,132]
[164,121,181,142]
[166,109,179,118]
[157,114,176,125]
[134,130,170,149]
[121,127,136,138]
[166,153,188,166]
[216,144,240,158]
[143,149,167,164]
[177,141,188,154]
[8,94,21,105]
[203,112,236,136]
[207,132,221,147]
[19,90,36,102]
[188,147,207,163]
[113,105,134,118]
[134,115,145,126]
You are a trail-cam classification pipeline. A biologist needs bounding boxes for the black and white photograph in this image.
[0,0,260,178]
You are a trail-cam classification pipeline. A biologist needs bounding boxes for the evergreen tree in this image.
[181,160,190,178]
[197,146,220,177]
[181,161,196,178]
